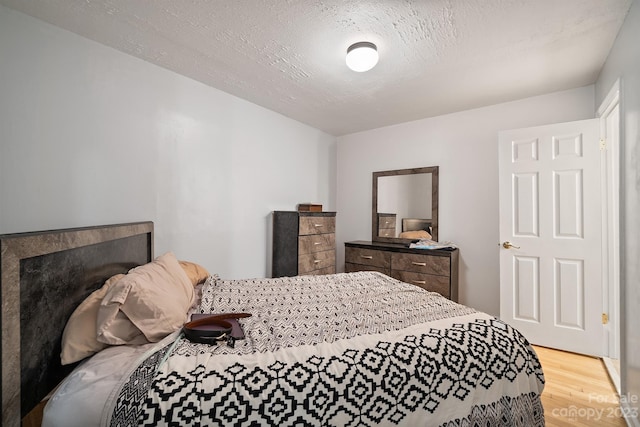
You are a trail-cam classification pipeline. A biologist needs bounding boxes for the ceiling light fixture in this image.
[346,41,378,72]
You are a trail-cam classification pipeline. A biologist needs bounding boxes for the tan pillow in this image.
[94,306,148,346]
[60,274,136,364]
[97,252,194,343]
[399,229,432,239]
[179,260,210,286]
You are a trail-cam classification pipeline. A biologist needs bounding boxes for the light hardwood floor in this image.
[534,345,628,426]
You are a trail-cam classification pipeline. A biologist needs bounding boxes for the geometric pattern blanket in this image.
[105,272,545,426]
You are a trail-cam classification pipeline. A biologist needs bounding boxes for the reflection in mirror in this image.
[377,174,432,232]
[372,166,438,243]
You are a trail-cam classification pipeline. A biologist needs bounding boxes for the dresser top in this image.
[274,211,336,217]
[345,240,458,257]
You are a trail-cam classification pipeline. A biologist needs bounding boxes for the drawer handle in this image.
[314,224,323,227]
[314,259,321,264]
[313,242,321,245]
[411,262,427,266]
[413,280,426,285]
[361,255,373,260]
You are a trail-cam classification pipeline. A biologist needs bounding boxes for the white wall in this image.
[0,5,336,279]
[596,0,640,423]
[336,86,595,316]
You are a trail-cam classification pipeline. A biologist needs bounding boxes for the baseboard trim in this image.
[621,400,639,427]
[603,357,621,394]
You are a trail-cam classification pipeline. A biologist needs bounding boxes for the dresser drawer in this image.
[298,250,335,274]
[299,216,335,235]
[304,265,336,276]
[345,262,390,275]
[345,247,390,269]
[298,234,335,255]
[391,270,450,297]
[391,253,450,276]
[377,228,395,238]
[378,216,396,229]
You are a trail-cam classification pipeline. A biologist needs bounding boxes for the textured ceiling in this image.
[1,0,632,135]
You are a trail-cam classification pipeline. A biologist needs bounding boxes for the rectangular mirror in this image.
[372,166,438,243]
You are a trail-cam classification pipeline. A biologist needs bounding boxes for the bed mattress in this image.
[44,271,544,426]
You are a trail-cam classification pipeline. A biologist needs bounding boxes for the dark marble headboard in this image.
[0,221,153,426]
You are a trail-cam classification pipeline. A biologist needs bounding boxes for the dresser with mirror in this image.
[345,166,460,301]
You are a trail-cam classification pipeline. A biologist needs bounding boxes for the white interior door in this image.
[499,119,603,357]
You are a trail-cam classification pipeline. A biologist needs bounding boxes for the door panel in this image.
[554,170,583,238]
[514,256,540,322]
[499,118,602,357]
[514,173,539,236]
[554,258,584,329]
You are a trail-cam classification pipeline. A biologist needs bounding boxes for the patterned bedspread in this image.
[105,272,545,426]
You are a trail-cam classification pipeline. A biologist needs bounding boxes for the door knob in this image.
[502,241,520,249]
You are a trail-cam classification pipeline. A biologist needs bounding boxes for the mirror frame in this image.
[372,166,439,244]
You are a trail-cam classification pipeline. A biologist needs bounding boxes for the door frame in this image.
[597,78,621,359]
[597,78,621,370]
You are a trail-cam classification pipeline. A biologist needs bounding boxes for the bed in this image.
[401,218,432,235]
[0,222,545,426]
